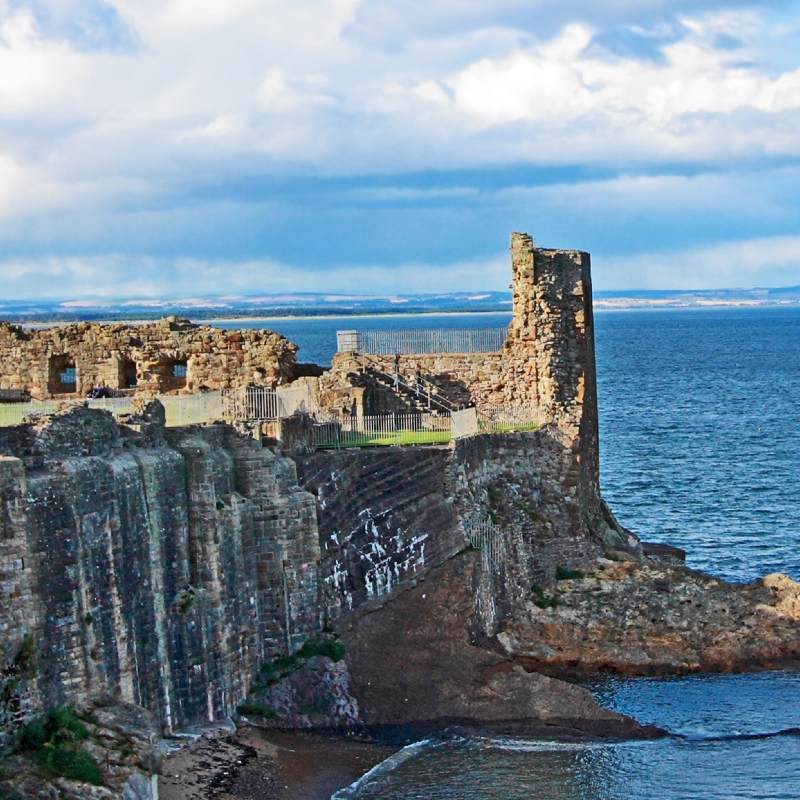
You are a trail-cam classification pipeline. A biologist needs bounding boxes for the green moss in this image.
[14,635,36,677]
[19,719,48,751]
[532,585,560,609]
[83,612,94,625]
[258,637,345,686]
[47,708,88,743]
[20,707,88,751]
[45,744,102,785]
[18,707,102,786]
[236,703,276,718]
[487,485,504,524]
[556,567,585,581]
[297,637,345,663]
[177,592,195,614]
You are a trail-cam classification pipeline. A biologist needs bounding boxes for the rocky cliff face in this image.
[0,404,319,744]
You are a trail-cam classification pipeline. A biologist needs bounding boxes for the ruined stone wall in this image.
[324,233,598,440]
[291,446,465,623]
[0,407,319,742]
[451,429,602,637]
[0,317,297,399]
[321,351,507,413]
[289,425,600,631]
[293,232,602,631]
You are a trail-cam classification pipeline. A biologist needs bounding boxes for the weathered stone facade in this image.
[290,424,601,636]
[0,316,296,399]
[319,232,601,540]
[0,405,319,743]
[322,235,598,454]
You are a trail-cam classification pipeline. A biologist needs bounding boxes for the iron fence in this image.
[310,412,452,449]
[337,326,508,355]
[0,391,224,428]
[464,518,503,570]
[478,404,545,434]
[221,387,280,422]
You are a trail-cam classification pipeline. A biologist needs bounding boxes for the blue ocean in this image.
[212,307,800,799]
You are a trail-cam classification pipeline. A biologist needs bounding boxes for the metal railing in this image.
[464,518,503,570]
[356,354,459,415]
[221,387,280,422]
[337,327,508,355]
[0,391,224,428]
[478,404,545,433]
[310,412,452,449]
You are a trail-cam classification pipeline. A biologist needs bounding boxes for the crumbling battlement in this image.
[0,316,297,399]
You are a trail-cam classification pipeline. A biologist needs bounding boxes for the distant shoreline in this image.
[6,300,800,328]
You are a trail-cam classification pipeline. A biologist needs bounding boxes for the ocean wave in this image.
[330,738,442,799]
[677,727,800,743]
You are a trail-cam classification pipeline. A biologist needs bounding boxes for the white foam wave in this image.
[330,738,441,799]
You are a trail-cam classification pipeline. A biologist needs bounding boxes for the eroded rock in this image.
[0,698,160,800]
[244,655,360,729]
[499,560,800,675]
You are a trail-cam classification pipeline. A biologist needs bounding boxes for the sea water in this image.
[212,307,800,799]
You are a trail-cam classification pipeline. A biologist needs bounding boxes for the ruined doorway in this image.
[48,354,77,395]
[118,358,137,389]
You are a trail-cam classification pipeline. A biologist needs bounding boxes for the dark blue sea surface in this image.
[210,307,800,799]
[596,307,800,582]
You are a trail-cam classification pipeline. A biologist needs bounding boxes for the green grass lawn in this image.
[318,428,452,448]
[478,421,541,433]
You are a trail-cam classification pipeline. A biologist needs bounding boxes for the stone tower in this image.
[505,232,600,520]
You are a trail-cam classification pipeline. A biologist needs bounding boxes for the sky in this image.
[1,0,800,299]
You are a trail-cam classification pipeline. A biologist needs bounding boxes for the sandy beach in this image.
[159,727,395,800]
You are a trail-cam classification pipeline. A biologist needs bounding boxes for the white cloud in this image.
[0,252,510,298]
[598,234,800,289]
[403,12,800,163]
[1,2,798,198]
[1,0,800,295]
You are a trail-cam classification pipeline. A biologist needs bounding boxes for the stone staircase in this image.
[362,366,458,416]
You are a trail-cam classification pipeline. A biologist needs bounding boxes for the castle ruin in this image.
[0,232,618,744]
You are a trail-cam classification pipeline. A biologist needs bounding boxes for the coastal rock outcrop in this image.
[242,655,361,730]
[760,573,800,619]
[0,697,160,800]
[497,559,800,675]
[336,553,660,740]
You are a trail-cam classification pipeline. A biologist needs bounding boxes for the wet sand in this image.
[159,726,395,800]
